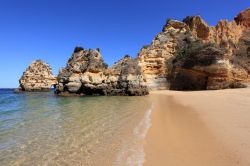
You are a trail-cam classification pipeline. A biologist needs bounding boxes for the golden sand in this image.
[144,89,250,166]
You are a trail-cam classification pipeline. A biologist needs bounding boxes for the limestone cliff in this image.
[138,8,250,90]
[138,19,193,90]
[17,60,57,92]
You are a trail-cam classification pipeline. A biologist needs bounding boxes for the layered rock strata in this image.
[138,19,193,90]
[17,60,57,92]
[138,8,250,90]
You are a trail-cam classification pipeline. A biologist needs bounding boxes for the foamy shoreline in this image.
[144,88,250,166]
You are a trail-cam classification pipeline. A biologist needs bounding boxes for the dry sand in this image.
[144,88,250,166]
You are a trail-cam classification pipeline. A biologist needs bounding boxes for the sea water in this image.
[0,89,152,166]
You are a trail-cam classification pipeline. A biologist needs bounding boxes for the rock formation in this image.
[138,19,193,90]
[169,41,248,90]
[234,8,250,28]
[18,8,250,95]
[17,60,57,92]
[55,48,148,96]
[138,8,250,90]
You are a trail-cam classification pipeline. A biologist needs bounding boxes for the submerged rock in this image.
[17,60,57,92]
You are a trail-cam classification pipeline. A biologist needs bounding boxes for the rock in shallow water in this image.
[17,60,57,92]
[55,49,149,96]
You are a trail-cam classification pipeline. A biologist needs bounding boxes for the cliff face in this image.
[169,41,248,90]
[18,60,57,92]
[55,48,148,96]
[138,20,193,90]
[138,8,250,90]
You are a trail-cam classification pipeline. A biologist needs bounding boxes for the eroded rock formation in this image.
[138,8,250,90]
[18,8,250,94]
[169,41,248,90]
[17,60,57,92]
[138,19,194,90]
[55,48,148,96]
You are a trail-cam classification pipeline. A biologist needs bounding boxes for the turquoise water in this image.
[0,89,152,166]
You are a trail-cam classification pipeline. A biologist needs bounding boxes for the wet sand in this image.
[144,89,250,166]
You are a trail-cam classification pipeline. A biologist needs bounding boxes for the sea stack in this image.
[17,60,57,92]
[55,47,148,96]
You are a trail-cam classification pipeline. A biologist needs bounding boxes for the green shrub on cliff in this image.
[74,46,84,53]
[162,18,172,31]
[142,45,150,49]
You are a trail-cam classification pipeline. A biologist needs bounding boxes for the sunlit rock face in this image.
[55,48,149,96]
[138,8,250,90]
[18,60,57,92]
[138,19,192,90]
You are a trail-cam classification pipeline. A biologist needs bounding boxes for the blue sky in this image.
[0,0,249,88]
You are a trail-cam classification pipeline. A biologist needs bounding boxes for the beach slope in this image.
[144,89,250,166]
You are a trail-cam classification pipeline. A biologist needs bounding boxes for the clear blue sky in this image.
[0,0,249,88]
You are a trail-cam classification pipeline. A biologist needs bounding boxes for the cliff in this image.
[138,19,191,90]
[138,8,250,90]
[17,60,57,92]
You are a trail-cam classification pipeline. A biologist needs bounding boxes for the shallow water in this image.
[0,89,152,166]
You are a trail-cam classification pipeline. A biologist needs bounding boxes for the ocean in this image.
[0,89,152,166]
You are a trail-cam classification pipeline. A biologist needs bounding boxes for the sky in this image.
[0,0,249,88]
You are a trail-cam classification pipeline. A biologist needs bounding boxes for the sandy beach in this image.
[144,88,250,166]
